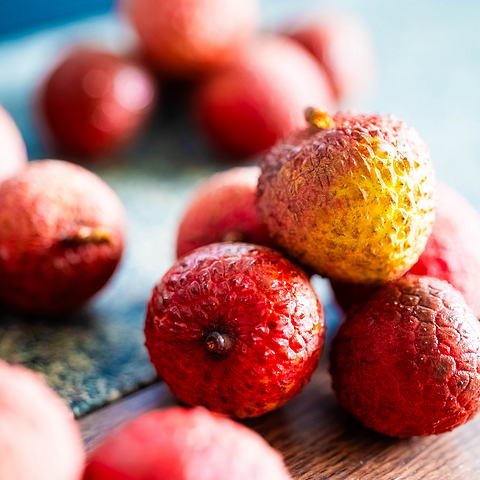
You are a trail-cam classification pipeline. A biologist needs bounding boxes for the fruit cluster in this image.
[2,0,480,478]
[33,0,374,161]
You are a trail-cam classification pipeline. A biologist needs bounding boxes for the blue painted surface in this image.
[0,0,113,38]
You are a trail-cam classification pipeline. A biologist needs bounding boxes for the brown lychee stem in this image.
[222,230,244,243]
[62,226,113,246]
[305,107,335,130]
[205,332,233,354]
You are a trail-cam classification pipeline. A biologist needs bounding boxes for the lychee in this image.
[330,275,480,437]
[285,11,375,104]
[40,48,156,158]
[195,36,334,158]
[257,109,436,284]
[0,159,126,315]
[145,243,324,418]
[0,361,84,480]
[176,166,272,258]
[127,0,260,77]
[0,104,27,182]
[332,182,480,314]
[83,407,292,480]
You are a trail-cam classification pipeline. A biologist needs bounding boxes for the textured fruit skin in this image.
[332,182,480,314]
[176,166,272,258]
[330,275,480,437]
[83,407,292,480]
[145,243,324,418]
[41,48,156,157]
[0,361,84,480]
[195,36,334,158]
[0,160,125,315]
[257,112,436,284]
[409,183,480,315]
[0,105,28,182]
[285,11,375,104]
[127,0,259,77]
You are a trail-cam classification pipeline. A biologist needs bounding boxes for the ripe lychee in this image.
[332,182,480,314]
[285,11,375,104]
[127,0,260,77]
[0,159,125,315]
[0,104,27,182]
[176,166,272,258]
[83,407,292,480]
[257,109,436,284]
[0,361,84,480]
[40,48,156,157]
[145,243,324,418]
[330,275,480,437]
[195,36,334,158]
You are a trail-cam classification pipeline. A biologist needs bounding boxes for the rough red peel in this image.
[330,275,480,437]
[145,243,324,418]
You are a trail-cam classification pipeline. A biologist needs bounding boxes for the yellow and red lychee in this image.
[257,109,436,284]
[195,36,334,158]
[176,166,272,258]
[145,243,324,418]
[83,407,292,480]
[0,361,84,480]
[127,0,260,77]
[0,159,126,315]
[40,48,156,158]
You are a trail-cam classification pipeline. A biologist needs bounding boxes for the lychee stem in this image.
[62,226,113,246]
[205,332,233,354]
[305,107,335,130]
[222,230,244,243]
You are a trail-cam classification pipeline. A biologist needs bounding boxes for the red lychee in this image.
[0,361,84,480]
[176,166,272,258]
[126,0,260,77]
[39,48,156,158]
[0,159,125,315]
[145,243,324,418]
[257,110,436,283]
[332,182,480,314]
[0,104,27,182]
[330,275,480,437]
[285,11,375,104]
[194,36,334,158]
[83,407,292,480]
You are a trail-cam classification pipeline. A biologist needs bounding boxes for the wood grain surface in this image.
[80,355,480,480]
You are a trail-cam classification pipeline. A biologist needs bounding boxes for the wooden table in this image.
[79,355,480,480]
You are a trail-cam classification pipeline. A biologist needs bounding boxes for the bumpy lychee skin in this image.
[257,110,436,284]
[0,105,27,182]
[409,183,480,315]
[0,361,84,480]
[145,243,324,418]
[40,48,156,157]
[176,167,272,258]
[195,36,334,158]
[332,182,480,314]
[84,407,292,480]
[0,159,125,315]
[285,11,375,104]
[330,275,480,437]
[127,0,260,77]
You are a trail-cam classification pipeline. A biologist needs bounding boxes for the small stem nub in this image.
[62,226,113,247]
[205,332,233,354]
[305,107,334,130]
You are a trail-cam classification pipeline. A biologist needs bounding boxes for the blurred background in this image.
[1,0,479,203]
[0,0,479,416]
